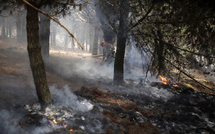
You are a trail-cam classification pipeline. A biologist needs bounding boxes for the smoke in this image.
[0,85,106,134]
[47,53,114,85]
[124,39,153,83]
[50,85,93,112]
[0,110,20,134]
[74,58,114,80]
[31,126,52,134]
[0,110,53,134]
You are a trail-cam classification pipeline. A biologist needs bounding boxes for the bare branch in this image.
[172,45,215,58]
[128,4,154,31]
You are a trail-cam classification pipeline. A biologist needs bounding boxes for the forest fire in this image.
[159,75,180,87]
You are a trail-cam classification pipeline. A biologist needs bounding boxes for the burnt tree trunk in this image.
[39,6,51,58]
[113,1,129,84]
[26,5,52,104]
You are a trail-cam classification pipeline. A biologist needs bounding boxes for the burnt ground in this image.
[0,38,215,134]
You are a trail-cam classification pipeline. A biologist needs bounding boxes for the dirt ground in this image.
[0,38,215,134]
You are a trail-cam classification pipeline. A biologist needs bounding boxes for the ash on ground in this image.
[17,86,118,134]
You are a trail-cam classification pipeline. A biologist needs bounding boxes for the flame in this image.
[52,119,70,130]
[53,119,57,124]
[173,84,180,87]
[159,75,169,85]
[82,102,85,105]
[162,82,168,85]
[159,75,169,82]
[159,75,180,87]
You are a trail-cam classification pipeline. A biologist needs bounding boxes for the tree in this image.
[24,0,87,103]
[97,0,131,84]
[16,9,26,42]
[113,1,130,84]
[0,0,87,104]
[97,0,215,89]
[126,0,215,90]
[132,0,215,74]
[26,4,52,103]
[1,17,6,38]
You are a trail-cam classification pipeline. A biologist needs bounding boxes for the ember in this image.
[173,84,180,88]
[163,82,168,85]
[53,119,57,124]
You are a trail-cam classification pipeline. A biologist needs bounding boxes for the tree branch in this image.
[172,45,215,58]
[165,58,215,91]
[144,41,215,92]
[22,0,84,50]
[128,4,154,31]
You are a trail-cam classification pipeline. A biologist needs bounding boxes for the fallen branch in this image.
[22,0,84,50]
[165,58,215,91]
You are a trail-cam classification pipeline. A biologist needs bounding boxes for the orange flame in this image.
[159,75,169,85]
[70,129,73,132]
[159,75,169,82]
[159,75,180,87]
[162,82,168,85]
[53,119,57,124]
[173,84,180,87]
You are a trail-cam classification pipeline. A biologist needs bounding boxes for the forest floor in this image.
[0,38,215,134]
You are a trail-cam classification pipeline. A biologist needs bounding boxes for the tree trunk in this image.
[114,35,127,84]
[1,18,6,38]
[39,6,51,58]
[92,26,99,55]
[89,24,93,53]
[16,12,23,41]
[26,5,52,104]
[21,11,27,42]
[8,19,12,38]
[113,1,129,84]
[51,24,57,47]
[64,34,68,51]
